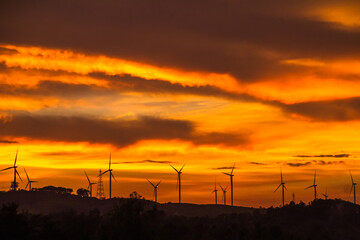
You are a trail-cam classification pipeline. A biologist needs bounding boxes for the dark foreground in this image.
[0,192,360,240]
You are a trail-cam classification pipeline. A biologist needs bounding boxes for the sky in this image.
[1,0,360,207]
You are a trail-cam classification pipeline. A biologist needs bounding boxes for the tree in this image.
[77,188,89,197]
[129,191,144,199]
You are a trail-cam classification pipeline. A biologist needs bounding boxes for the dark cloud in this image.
[90,72,258,102]
[317,160,345,165]
[117,159,173,164]
[2,1,360,81]
[0,139,18,144]
[286,162,312,167]
[282,98,360,121]
[0,114,249,148]
[211,166,238,170]
[248,162,267,165]
[0,80,112,99]
[294,154,350,158]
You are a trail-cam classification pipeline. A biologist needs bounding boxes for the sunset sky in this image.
[1,0,360,207]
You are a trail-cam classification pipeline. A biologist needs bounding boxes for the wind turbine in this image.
[350,171,356,204]
[274,169,287,207]
[322,187,328,200]
[24,168,37,191]
[99,153,116,199]
[219,184,227,205]
[212,179,218,205]
[84,170,97,197]
[222,163,235,206]
[305,170,317,201]
[1,150,22,191]
[147,179,161,203]
[170,164,185,203]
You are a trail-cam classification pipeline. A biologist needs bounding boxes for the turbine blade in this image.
[222,172,231,176]
[14,149,18,166]
[231,163,235,174]
[219,184,224,191]
[111,172,117,182]
[24,168,30,181]
[0,166,13,171]
[280,168,283,182]
[314,169,316,185]
[156,181,161,187]
[16,169,22,182]
[25,182,29,190]
[109,152,111,169]
[179,164,185,172]
[274,183,282,192]
[305,185,313,190]
[350,170,354,184]
[98,170,109,176]
[169,164,179,173]
[147,179,155,187]
[84,170,90,184]
[284,184,288,191]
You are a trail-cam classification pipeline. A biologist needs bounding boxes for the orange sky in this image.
[1,1,360,207]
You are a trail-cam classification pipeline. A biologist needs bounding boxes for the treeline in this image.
[1,199,360,240]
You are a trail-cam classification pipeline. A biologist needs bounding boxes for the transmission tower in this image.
[96,169,105,199]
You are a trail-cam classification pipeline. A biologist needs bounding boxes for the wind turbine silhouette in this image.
[24,168,37,191]
[219,184,227,205]
[274,169,287,207]
[305,170,317,201]
[84,170,97,197]
[222,163,235,206]
[212,179,218,205]
[170,164,185,203]
[322,187,328,200]
[147,179,161,203]
[350,171,356,204]
[1,150,22,191]
[99,153,116,199]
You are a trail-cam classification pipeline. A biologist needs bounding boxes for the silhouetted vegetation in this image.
[0,197,360,240]
[35,186,73,194]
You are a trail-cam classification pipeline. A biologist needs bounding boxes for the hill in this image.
[1,191,360,239]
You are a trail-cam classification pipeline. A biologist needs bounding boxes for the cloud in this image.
[294,154,350,158]
[282,97,360,121]
[317,160,345,165]
[0,114,249,148]
[248,162,267,165]
[90,72,258,102]
[0,80,112,99]
[2,1,360,81]
[0,139,18,144]
[116,159,173,164]
[211,166,238,170]
[286,162,312,167]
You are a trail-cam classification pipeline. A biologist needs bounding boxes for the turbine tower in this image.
[219,184,227,205]
[212,180,218,205]
[170,164,185,203]
[24,168,37,191]
[147,179,161,203]
[222,163,235,206]
[84,170,97,197]
[305,170,317,201]
[350,171,357,204]
[99,153,116,199]
[1,150,22,191]
[274,169,287,207]
[322,187,328,200]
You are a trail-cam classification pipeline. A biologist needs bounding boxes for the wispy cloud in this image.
[294,154,350,158]
[115,159,173,164]
[0,139,18,144]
